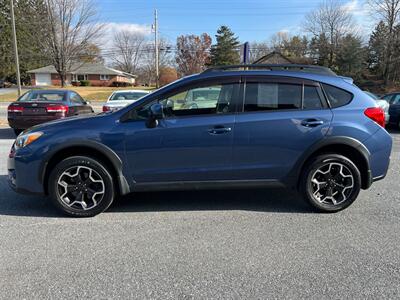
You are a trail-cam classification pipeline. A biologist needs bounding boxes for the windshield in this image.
[18,91,66,102]
[110,92,148,101]
[364,91,379,100]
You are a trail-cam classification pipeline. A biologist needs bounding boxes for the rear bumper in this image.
[8,115,64,129]
[363,128,392,187]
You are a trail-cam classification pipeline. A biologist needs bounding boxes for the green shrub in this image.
[80,80,91,86]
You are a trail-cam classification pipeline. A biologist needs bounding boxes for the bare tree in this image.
[111,30,145,74]
[43,0,102,86]
[138,38,172,86]
[175,33,212,76]
[249,41,270,63]
[304,0,355,67]
[270,31,290,52]
[368,0,400,83]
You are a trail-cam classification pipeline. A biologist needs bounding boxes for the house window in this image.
[72,74,88,81]
[100,74,110,81]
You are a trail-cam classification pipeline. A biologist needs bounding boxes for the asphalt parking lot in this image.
[0,127,399,299]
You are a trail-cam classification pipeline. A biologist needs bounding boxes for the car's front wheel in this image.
[49,156,115,217]
[300,154,361,213]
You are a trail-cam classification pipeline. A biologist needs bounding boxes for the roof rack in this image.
[202,64,337,76]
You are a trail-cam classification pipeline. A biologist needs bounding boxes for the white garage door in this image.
[35,73,52,86]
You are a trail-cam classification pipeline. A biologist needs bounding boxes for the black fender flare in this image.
[286,136,372,188]
[39,139,131,195]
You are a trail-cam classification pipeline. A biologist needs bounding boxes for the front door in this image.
[123,79,241,183]
[232,76,333,181]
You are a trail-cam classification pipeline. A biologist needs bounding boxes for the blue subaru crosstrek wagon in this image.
[8,65,392,217]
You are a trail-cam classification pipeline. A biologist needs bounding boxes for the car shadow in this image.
[0,175,313,218]
[108,188,313,215]
[0,127,16,139]
[387,128,400,135]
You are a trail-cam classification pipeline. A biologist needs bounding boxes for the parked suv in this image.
[8,65,392,217]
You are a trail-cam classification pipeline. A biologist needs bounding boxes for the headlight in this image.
[15,131,43,148]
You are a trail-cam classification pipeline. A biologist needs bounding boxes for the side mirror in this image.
[83,100,90,105]
[149,103,164,120]
[146,103,164,128]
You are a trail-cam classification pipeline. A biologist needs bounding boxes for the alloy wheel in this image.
[57,166,105,210]
[310,162,354,206]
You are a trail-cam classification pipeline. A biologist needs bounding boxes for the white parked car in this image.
[364,91,390,124]
[103,90,151,112]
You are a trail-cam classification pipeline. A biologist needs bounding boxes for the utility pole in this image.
[10,0,22,96]
[154,9,159,88]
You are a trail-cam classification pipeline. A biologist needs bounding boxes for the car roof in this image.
[29,89,70,93]
[112,90,150,93]
[188,70,355,91]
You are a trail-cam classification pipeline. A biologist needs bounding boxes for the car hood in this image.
[27,113,105,133]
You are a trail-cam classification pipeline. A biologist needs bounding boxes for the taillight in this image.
[103,106,111,112]
[8,105,23,113]
[364,107,385,128]
[46,105,69,114]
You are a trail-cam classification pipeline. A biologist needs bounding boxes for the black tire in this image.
[13,129,23,136]
[300,154,361,213]
[48,156,115,217]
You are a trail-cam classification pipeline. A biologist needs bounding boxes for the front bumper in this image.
[8,146,45,195]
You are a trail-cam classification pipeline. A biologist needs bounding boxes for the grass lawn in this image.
[0,86,155,102]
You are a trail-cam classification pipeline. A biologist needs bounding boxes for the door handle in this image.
[301,119,324,127]
[208,127,232,135]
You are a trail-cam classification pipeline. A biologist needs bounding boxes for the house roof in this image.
[253,51,294,64]
[27,63,137,78]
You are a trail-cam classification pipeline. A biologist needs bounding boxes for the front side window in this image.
[159,83,237,117]
[133,83,238,120]
[70,92,84,104]
[244,83,302,112]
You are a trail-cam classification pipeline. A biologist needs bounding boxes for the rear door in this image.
[69,92,93,115]
[232,76,333,181]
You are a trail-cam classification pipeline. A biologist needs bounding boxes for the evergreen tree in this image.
[209,26,240,66]
[0,0,50,83]
[309,33,330,67]
[336,34,365,78]
[368,21,389,76]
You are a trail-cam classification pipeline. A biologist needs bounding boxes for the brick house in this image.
[27,63,137,87]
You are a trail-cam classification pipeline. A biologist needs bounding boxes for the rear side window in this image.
[244,83,302,111]
[391,94,400,105]
[303,86,323,109]
[322,84,353,108]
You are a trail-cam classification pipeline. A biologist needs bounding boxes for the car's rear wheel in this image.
[300,154,361,213]
[48,156,115,217]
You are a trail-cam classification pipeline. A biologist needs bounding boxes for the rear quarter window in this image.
[322,83,353,108]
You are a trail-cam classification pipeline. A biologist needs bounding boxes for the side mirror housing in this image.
[149,103,164,120]
[146,103,164,128]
